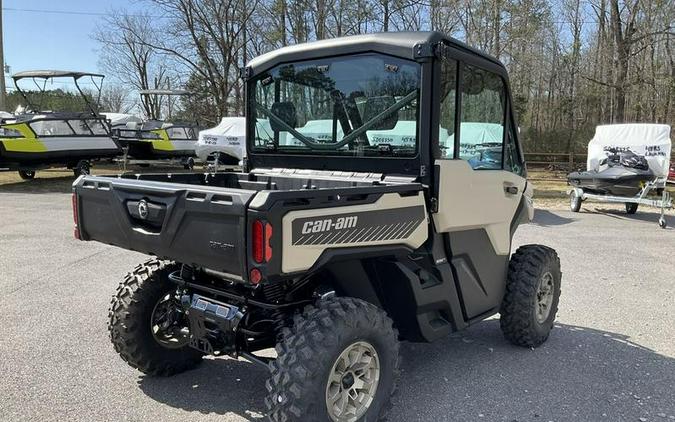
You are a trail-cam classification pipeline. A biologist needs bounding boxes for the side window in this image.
[29,120,74,136]
[504,120,525,176]
[437,58,457,159]
[166,127,188,139]
[459,64,505,170]
[69,120,93,135]
[87,120,109,135]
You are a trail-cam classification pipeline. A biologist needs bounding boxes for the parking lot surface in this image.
[1,192,674,421]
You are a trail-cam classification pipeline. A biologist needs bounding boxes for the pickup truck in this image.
[73,31,561,422]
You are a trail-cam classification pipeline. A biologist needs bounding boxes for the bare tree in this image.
[99,84,133,113]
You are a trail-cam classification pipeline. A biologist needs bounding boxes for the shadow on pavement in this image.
[590,207,671,227]
[137,320,675,421]
[533,209,576,226]
[0,176,75,194]
[138,357,269,419]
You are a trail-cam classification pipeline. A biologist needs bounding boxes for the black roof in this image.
[246,31,504,77]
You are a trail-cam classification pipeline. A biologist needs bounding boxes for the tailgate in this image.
[74,176,255,279]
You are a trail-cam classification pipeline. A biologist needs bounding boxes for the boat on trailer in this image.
[0,70,121,179]
[567,124,672,228]
[120,90,198,164]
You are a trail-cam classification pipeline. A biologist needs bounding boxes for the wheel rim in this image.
[325,341,381,422]
[535,272,555,323]
[570,192,578,209]
[150,293,190,349]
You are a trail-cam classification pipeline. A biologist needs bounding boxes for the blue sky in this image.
[3,0,141,91]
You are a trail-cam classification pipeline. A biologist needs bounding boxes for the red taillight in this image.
[250,268,262,285]
[252,219,273,264]
[72,193,81,240]
[264,223,273,262]
[252,220,265,263]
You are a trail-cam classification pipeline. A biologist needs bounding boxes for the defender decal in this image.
[292,206,425,246]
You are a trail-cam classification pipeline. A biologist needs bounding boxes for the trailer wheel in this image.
[74,160,90,176]
[625,203,639,214]
[569,190,582,212]
[18,170,36,180]
[500,245,561,348]
[108,259,202,376]
[266,297,399,422]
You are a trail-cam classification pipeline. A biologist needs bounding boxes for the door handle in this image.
[504,186,518,195]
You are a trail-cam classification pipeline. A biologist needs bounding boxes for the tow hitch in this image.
[181,294,243,356]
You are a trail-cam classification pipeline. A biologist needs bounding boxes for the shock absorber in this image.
[262,283,289,340]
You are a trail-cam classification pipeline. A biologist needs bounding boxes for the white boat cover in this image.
[587,124,672,177]
[196,117,247,161]
[102,113,142,128]
[444,122,504,159]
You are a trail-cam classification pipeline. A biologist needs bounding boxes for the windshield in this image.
[250,53,421,157]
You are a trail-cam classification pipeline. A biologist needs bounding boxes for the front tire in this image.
[266,297,399,422]
[500,245,562,348]
[569,190,582,212]
[108,259,202,376]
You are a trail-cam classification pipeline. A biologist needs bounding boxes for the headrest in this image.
[270,101,297,132]
[363,96,398,130]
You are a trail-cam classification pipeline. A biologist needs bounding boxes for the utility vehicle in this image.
[73,32,561,421]
[0,71,121,179]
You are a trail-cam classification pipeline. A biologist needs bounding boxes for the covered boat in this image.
[568,124,671,196]
[196,116,246,164]
[0,71,121,179]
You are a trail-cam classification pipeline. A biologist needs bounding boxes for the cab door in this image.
[433,58,530,321]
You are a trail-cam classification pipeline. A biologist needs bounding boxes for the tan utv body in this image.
[73,31,559,422]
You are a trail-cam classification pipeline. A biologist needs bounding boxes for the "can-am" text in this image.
[301,216,358,234]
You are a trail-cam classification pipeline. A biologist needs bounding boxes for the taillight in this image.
[72,193,81,240]
[251,219,273,264]
[252,220,264,263]
[264,223,273,262]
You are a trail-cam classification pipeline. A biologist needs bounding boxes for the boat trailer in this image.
[570,177,672,229]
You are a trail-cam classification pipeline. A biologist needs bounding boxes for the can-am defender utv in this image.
[73,32,561,421]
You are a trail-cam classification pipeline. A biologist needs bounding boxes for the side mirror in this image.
[363,96,398,131]
[270,102,297,132]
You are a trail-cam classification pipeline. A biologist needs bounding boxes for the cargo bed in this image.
[73,170,418,280]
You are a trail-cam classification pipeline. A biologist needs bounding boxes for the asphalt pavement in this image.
[1,192,674,421]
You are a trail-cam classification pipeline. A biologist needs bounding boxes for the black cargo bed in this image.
[74,175,255,279]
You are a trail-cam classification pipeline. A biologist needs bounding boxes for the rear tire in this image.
[108,259,202,376]
[266,297,399,422]
[18,170,35,180]
[73,160,90,176]
[569,190,582,212]
[500,245,562,348]
[625,203,638,214]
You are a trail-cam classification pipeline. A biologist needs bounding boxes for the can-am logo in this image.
[301,216,358,234]
[137,200,149,219]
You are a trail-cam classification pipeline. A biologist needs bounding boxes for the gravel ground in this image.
[0,192,673,422]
